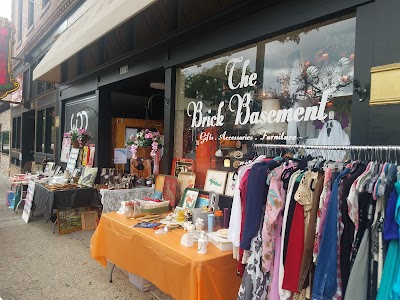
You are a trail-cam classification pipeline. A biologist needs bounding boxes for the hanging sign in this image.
[186,56,328,128]
[0,18,20,100]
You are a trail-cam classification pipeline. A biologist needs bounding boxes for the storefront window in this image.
[36,107,55,154]
[175,17,356,189]
[1,131,10,154]
[261,17,355,145]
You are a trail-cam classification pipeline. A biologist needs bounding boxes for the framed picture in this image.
[204,170,228,195]
[67,148,80,172]
[114,148,128,164]
[56,207,88,235]
[78,167,98,187]
[54,166,62,175]
[87,145,95,167]
[155,174,166,193]
[163,175,178,207]
[224,172,235,197]
[60,137,71,163]
[171,158,194,177]
[195,193,210,208]
[181,188,199,209]
[177,172,196,199]
[82,146,89,166]
[31,162,44,174]
[44,162,55,174]
[130,159,152,179]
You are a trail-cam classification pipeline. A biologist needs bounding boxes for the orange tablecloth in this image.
[90,212,241,300]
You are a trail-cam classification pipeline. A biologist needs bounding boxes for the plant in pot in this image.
[126,129,162,159]
[63,128,92,148]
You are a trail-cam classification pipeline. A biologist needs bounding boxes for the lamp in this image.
[150,82,165,90]
[353,79,368,102]
[224,159,231,168]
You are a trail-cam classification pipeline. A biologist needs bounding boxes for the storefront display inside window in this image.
[175,16,356,189]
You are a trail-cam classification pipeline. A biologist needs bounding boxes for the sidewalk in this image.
[0,174,171,300]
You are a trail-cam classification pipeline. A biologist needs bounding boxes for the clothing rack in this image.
[253,144,400,151]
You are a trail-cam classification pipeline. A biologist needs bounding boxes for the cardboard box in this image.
[207,232,233,252]
[128,272,154,292]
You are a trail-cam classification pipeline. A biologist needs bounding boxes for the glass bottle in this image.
[124,201,135,218]
[214,210,223,231]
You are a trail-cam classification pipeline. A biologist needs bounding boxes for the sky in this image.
[0,0,12,20]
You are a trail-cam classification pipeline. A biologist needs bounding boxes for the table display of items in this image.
[91,212,241,300]
[98,168,155,189]
[119,198,170,217]
[126,187,233,253]
[43,166,98,190]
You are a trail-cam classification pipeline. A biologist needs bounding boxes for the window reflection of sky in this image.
[263,18,356,95]
[182,47,257,77]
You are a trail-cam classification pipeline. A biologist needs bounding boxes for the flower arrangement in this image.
[63,128,92,148]
[126,129,162,159]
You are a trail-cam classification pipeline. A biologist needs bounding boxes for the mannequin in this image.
[250,99,288,135]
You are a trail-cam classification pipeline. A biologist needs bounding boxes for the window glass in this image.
[12,117,21,150]
[176,46,257,188]
[46,107,55,154]
[36,110,44,152]
[261,17,355,147]
[28,0,34,28]
[174,17,356,189]
[1,131,10,154]
[36,107,55,154]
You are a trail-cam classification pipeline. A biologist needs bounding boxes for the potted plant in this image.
[63,128,92,148]
[126,129,162,159]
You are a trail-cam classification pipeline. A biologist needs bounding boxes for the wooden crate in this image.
[81,210,99,231]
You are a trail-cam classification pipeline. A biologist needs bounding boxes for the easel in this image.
[115,164,125,174]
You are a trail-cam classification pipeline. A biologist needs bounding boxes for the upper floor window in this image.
[17,0,23,41]
[42,0,50,8]
[28,0,34,28]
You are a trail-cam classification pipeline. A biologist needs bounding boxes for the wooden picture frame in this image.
[56,208,87,235]
[181,188,199,209]
[171,158,194,177]
[204,170,228,195]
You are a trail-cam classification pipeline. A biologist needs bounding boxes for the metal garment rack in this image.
[253,144,400,160]
[253,144,400,151]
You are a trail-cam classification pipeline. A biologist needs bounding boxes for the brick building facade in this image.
[8,0,84,173]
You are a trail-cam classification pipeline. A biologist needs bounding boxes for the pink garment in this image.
[268,214,283,300]
[314,169,332,257]
[262,163,291,272]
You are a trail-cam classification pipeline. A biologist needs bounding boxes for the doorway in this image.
[21,110,35,166]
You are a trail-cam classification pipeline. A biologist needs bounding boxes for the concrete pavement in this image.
[0,174,172,300]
